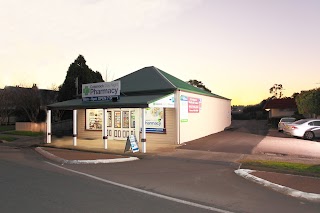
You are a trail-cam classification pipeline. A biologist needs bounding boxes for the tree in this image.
[58,55,104,101]
[187,79,212,93]
[296,88,320,118]
[291,92,299,99]
[48,85,64,122]
[10,84,41,122]
[0,88,15,125]
[269,84,283,98]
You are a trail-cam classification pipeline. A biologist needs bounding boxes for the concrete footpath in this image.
[33,146,320,203]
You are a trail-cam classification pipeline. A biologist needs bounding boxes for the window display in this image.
[130,111,135,128]
[86,109,103,130]
[114,111,121,128]
[122,111,129,128]
[145,107,165,133]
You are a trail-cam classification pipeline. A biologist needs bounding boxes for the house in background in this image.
[263,98,297,118]
[0,85,58,124]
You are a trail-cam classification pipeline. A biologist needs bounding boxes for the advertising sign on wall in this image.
[82,81,121,102]
[180,95,202,122]
[145,107,165,132]
[180,95,188,122]
[188,97,200,113]
[149,94,175,108]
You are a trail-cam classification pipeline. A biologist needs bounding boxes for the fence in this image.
[16,122,46,132]
[15,119,73,133]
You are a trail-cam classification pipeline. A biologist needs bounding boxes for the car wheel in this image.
[304,131,315,140]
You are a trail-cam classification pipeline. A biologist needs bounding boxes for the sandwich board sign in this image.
[124,135,139,153]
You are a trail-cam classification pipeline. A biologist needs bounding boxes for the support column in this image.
[175,90,181,144]
[46,109,51,144]
[73,109,77,146]
[103,108,108,149]
[141,108,146,153]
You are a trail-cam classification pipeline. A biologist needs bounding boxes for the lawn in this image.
[241,160,320,178]
[0,125,15,132]
[3,131,44,137]
[0,135,18,142]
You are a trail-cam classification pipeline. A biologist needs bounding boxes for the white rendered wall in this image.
[179,91,231,143]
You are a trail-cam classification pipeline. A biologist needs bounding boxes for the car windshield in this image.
[281,118,295,122]
[293,119,308,125]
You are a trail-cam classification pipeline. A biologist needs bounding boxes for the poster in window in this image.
[114,111,121,128]
[86,109,103,130]
[122,111,129,128]
[145,107,165,133]
[130,111,135,128]
[107,111,112,127]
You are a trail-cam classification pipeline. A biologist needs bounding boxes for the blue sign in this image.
[145,128,165,133]
[82,96,119,102]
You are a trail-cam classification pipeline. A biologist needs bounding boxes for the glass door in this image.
[113,111,122,140]
[113,109,137,140]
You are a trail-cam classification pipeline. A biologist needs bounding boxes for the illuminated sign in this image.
[82,81,121,102]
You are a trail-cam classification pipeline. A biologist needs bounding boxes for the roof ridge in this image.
[152,66,177,89]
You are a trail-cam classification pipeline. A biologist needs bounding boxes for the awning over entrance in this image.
[47,93,173,110]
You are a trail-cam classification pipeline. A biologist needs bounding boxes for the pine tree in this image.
[58,55,104,101]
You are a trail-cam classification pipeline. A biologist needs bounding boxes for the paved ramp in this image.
[178,131,264,154]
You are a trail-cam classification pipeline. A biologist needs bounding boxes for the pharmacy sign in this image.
[82,81,121,102]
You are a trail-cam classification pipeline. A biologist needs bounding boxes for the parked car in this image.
[284,119,320,140]
[278,117,296,132]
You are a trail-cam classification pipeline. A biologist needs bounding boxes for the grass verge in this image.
[0,135,18,142]
[241,160,320,178]
[3,131,44,137]
[0,125,15,132]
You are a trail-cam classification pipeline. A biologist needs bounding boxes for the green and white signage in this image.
[180,95,188,122]
[149,94,175,108]
[82,81,121,102]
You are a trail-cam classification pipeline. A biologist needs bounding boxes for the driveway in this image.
[179,120,320,158]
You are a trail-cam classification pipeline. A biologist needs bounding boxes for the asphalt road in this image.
[0,146,218,213]
[1,145,320,213]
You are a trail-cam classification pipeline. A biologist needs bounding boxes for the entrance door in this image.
[113,109,136,140]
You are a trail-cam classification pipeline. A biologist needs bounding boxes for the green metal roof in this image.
[48,66,229,110]
[116,66,229,100]
[155,67,229,100]
[47,94,170,110]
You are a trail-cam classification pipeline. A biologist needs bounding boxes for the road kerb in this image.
[235,169,320,203]
[34,147,139,164]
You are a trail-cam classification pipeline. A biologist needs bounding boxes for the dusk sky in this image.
[1,0,319,105]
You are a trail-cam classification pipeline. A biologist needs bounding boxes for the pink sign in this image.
[188,97,200,113]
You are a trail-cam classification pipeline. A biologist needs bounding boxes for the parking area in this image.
[178,120,320,158]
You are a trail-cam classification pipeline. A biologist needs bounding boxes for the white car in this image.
[278,117,296,132]
[284,119,320,140]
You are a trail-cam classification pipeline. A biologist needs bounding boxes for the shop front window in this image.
[122,111,129,128]
[114,111,121,128]
[130,111,135,128]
